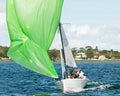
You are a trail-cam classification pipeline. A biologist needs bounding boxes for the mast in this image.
[59,23,66,64]
[59,23,68,79]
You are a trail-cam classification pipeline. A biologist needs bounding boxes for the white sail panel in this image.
[60,25,77,68]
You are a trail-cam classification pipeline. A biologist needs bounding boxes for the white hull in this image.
[56,78,89,92]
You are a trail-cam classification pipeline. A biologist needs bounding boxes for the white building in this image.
[98,55,106,60]
[75,52,87,60]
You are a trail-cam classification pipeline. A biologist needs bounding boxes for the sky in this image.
[0,0,120,51]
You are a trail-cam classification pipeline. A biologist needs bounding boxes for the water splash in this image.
[85,81,114,91]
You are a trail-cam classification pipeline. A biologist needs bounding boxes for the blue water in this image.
[0,62,120,96]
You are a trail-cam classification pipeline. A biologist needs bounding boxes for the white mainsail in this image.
[60,24,77,68]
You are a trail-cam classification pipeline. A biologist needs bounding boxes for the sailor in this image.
[70,68,80,78]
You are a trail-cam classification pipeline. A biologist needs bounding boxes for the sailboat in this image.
[6,0,88,92]
[56,23,88,92]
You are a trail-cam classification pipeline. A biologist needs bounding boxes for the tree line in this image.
[48,46,120,61]
[0,46,8,58]
[0,45,120,61]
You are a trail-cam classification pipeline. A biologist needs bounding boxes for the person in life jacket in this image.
[70,68,80,78]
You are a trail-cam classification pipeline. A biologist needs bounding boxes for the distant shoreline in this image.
[75,60,120,62]
[1,59,120,63]
[0,59,13,62]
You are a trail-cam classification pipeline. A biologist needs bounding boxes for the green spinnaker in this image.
[6,0,64,78]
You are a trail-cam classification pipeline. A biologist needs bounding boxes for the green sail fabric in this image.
[6,0,64,78]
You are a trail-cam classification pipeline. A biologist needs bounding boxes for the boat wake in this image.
[86,81,114,90]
